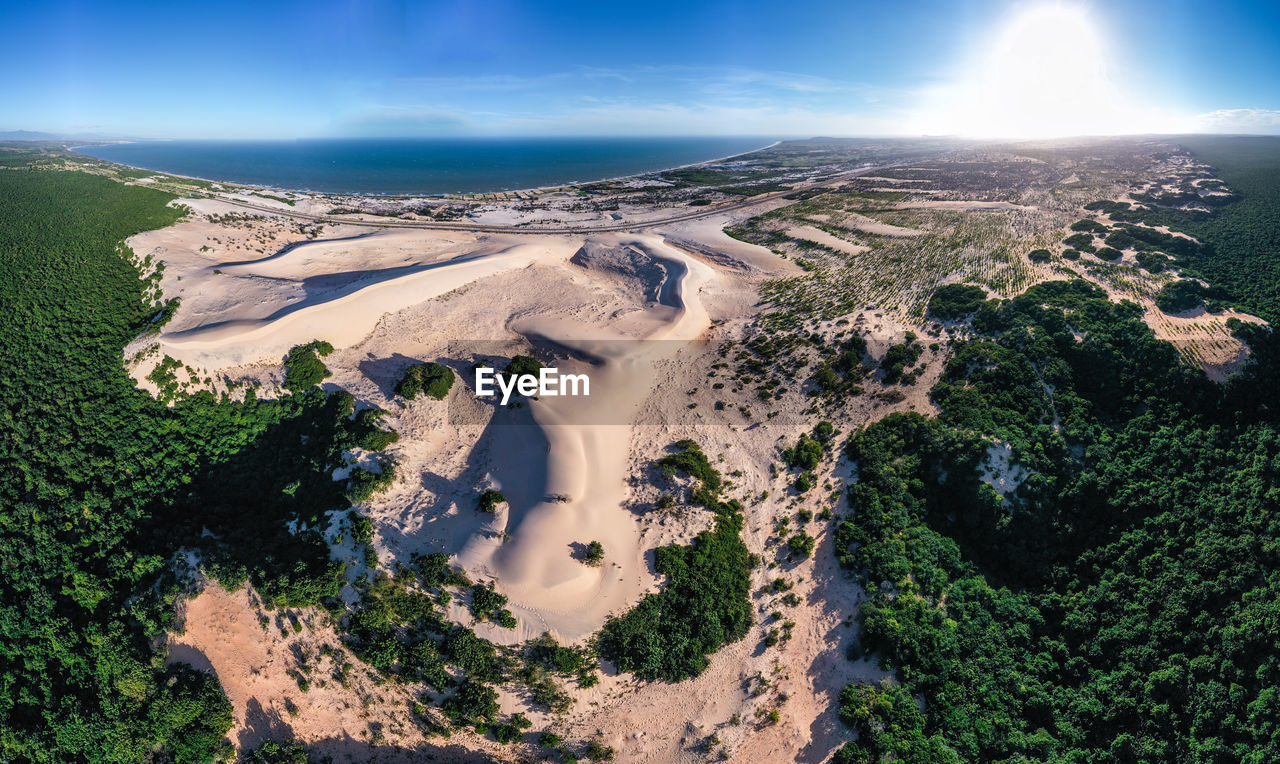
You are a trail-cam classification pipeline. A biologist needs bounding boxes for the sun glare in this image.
[936,4,1172,138]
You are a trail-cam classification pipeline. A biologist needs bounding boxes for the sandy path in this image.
[784,226,868,256]
[842,211,922,237]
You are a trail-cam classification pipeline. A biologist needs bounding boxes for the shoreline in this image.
[69,139,783,199]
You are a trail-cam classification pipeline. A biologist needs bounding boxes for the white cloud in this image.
[327,65,917,136]
[325,62,1279,139]
[1187,108,1280,134]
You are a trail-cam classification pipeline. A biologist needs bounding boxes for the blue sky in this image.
[3,0,1278,138]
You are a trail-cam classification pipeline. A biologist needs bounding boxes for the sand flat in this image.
[842,211,923,236]
[785,225,868,256]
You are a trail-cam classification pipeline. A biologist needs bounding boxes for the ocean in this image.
[74,137,775,196]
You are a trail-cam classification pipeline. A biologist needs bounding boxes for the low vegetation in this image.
[395,361,455,400]
[283,339,334,391]
[477,489,507,513]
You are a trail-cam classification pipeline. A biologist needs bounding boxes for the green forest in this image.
[831,137,1280,762]
[1128,136,1280,323]
[0,169,401,761]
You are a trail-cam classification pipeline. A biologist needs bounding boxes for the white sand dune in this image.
[156,236,578,367]
[137,213,738,644]
[217,229,471,275]
[458,235,716,640]
[145,193,910,761]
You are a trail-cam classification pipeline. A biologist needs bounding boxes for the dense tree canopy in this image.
[835,273,1280,761]
[0,170,394,761]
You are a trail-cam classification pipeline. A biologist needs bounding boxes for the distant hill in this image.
[0,130,63,141]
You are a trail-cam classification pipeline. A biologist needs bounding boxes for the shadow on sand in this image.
[239,696,499,762]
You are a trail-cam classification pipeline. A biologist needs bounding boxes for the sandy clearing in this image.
[1144,304,1263,382]
[168,583,510,762]
[657,202,803,275]
[217,228,477,277]
[841,211,922,237]
[868,186,944,194]
[1081,269,1265,383]
[785,226,868,257]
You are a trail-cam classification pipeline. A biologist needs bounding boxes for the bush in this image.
[352,408,398,450]
[1155,280,1205,313]
[836,682,955,762]
[243,738,309,763]
[658,440,722,497]
[442,679,499,727]
[583,540,604,566]
[491,713,532,744]
[469,582,516,628]
[880,337,923,385]
[1070,219,1108,233]
[1104,229,1138,250]
[478,489,507,512]
[1027,248,1051,263]
[283,340,334,392]
[1083,199,1130,214]
[441,627,505,682]
[599,442,752,681]
[1094,246,1123,261]
[585,739,615,761]
[782,432,823,471]
[346,458,396,503]
[349,511,374,545]
[1136,251,1169,272]
[395,362,454,400]
[1062,232,1096,252]
[504,354,543,379]
[810,335,869,395]
[787,532,816,557]
[148,664,236,764]
[927,283,989,320]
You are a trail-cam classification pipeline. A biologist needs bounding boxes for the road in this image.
[209,166,882,235]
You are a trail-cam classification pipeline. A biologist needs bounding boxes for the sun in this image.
[932,4,1171,138]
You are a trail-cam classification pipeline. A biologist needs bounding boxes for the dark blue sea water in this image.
[74,137,774,195]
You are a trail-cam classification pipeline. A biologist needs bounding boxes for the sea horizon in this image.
[74,136,779,196]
